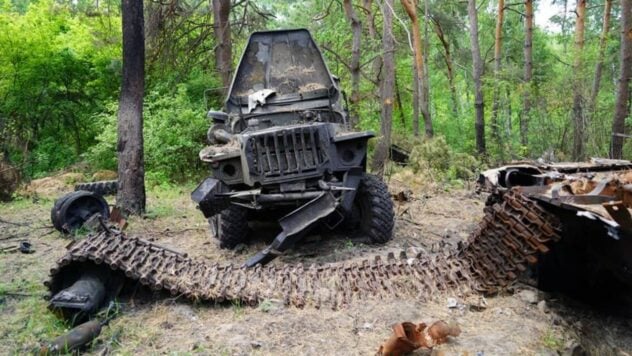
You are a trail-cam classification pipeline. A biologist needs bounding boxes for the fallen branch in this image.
[0,218,29,226]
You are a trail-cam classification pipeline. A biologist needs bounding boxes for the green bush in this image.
[87,85,208,183]
[408,136,484,183]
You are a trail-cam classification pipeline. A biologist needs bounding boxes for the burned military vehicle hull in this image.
[479,159,632,306]
[191,29,394,266]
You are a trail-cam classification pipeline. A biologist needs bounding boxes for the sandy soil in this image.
[1,179,631,355]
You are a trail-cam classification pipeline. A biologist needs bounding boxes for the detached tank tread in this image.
[357,174,394,244]
[74,180,118,196]
[210,205,250,249]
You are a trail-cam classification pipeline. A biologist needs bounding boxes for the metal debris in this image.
[46,190,560,317]
[0,240,33,254]
[39,319,104,355]
[50,191,110,233]
[377,320,461,355]
[479,159,632,303]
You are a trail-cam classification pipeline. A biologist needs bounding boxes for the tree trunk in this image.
[572,0,587,160]
[589,0,612,114]
[117,0,146,215]
[423,0,431,137]
[364,0,383,82]
[343,0,362,128]
[432,18,459,117]
[491,0,505,147]
[395,75,406,127]
[401,0,432,138]
[412,61,420,135]
[521,0,533,146]
[611,0,632,159]
[467,0,485,155]
[371,0,395,176]
[213,0,232,89]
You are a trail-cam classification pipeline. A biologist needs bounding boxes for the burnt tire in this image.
[355,174,394,244]
[208,204,250,249]
[51,191,110,233]
[74,180,118,196]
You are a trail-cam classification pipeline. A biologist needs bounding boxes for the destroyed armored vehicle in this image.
[191,29,394,266]
[479,159,632,306]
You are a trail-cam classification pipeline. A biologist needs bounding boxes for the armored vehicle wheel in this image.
[51,191,110,233]
[354,174,394,244]
[209,204,250,249]
[74,180,118,196]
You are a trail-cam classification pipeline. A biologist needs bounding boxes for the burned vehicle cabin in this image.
[192,29,394,266]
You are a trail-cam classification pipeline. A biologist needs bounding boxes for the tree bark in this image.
[572,0,587,160]
[413,61,420,135]
[213,0,232,89]
[467,0,485,155]
[343,0,362,128]
[364,0,383,83]
[432,18,458,117]
[422,0,432,137]
[117,0,146,215]
[371,0,395,176]
[521,0,533,146]
[589,0,612,114]
[401,0,432,138]
[611,0,632,159]
[491,0,505,149]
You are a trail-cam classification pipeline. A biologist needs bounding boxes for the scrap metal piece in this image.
[50,191,110,233]
[377,322,425,356]
[603,201,632,231]
[39,319,103,355]
[377,320,461,355]
[49,271,107,323]
[245,191,338,267]
[247,89,275,113]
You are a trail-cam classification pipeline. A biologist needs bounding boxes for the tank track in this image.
[46,190,560,310]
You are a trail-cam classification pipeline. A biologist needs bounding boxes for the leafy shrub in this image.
[407,136,484,183]
[87,85,208,183]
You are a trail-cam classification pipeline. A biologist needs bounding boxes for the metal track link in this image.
[46,190,561,309]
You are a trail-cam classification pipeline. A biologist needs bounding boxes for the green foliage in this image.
[0,0,628,186]
[88,84,208,183]
[409,136,483,182]
[0,0,121,177]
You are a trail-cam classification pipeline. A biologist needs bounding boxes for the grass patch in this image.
[541,328,565,350]
[0,292,68,353]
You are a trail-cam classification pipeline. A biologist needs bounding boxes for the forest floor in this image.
[1,176,631,355]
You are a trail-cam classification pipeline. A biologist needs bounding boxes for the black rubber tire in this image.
[354,174,395,244]
[51,191,110,233]
[51,192,77,231]
[208,204,250,249]
[74,180,118,196]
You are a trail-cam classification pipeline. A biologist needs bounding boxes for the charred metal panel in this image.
[228,29,335,100]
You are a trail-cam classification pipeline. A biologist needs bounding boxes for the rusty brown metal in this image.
[377,322,425,356]
[46,190,561,315]
[479,160,632,306]
[376,320,461,355]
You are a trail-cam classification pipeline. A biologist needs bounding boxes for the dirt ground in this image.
[1,178,631,355]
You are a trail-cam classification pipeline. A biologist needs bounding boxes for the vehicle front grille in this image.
[249,126,327,179]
